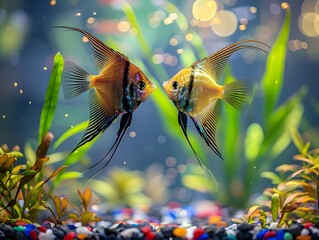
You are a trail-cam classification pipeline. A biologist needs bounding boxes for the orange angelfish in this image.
[163,40,269,171]
[57,26,156,172]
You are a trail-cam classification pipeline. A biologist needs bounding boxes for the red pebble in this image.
[141,226,152,235]
[193,228,205,240]
[146,231,156,240]
[30,230,38,240]
[64,232,76,240]
[38,226,47,232]
[263,230,276,240]
[304,223,314,228]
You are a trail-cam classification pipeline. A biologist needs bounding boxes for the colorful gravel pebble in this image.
[0,208,319,239]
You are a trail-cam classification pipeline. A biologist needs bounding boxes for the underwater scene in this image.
[0,0,319,239]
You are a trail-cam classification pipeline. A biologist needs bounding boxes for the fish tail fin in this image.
[63,60,91,100]
[222,80,251,111]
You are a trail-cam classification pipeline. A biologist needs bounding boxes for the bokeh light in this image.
[211,10,237,37]
[192,0,218,21]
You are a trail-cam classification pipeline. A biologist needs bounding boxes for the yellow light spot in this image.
[82,36,88,42]
[75,12,81,17]
[177,48,184,54]
[152,54,164,64]
[13,82,18,87]
[169,13,178,20]
[299,12,319,37]
[129,131,136,138]
[130,28,138,36]
[281,2,289,9]
[169,37,179,46]
[164,17,173,25]
[65,113,69,117]
[118,21,130,32]
[239,24,246,31]
[192,0,217,21]
[19,89,23,94]
[301,41,308,49]
[87,17,95,24]
[43,66,47,70]
[211,10,238,37]
[185,33,193,41]
[50,0,56,6]
[250,6,257,13]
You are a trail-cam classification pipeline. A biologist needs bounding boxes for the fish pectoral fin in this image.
[222,80,251,111]
[63,60,91,100]
[70,90,117,154]
[192,99,223,160]
[55,26,127,72]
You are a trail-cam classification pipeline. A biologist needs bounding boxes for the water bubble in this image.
[157,135,166,144]
[19,89,23,94]
[75,12,81,17]
[177,48,184,54]
[43,66,47,70]
[64,113,69,117]
[2,115,5,119]
[123,161,126,165]
[13,82,18,87]
[50,0,56,6]
[87,17,95,24]
[250,6,257,13]
[92,12,97,15]
[185,33,193,41]
[165,156,176,167]
[129,131,136,138]
[28,101,32,105]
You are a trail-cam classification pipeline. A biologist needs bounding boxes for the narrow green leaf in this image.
[271,193,279,222]
[54,171,83,187]
[245,123,264,162]
[261,8,290,119]
[38,52,64,144]
[53,121,89,150]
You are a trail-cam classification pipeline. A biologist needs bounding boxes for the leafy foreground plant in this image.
[233,130,319,227]
[0,133,66,223]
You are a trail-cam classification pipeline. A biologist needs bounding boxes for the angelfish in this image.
[57,26,156,171]
[163,40,269,170]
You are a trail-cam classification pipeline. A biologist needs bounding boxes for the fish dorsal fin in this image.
[193,40,270,83]
[70,90,118,154]
[55,26,128,72]
[191,99,223,160]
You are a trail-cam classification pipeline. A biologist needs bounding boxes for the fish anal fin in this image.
[63,60,91,100]
[192,99,223,160]
[222,80,251,111]
[70,90,117,154]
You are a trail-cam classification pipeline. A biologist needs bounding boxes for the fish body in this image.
[163,40,269,163]
[57,26,155,170]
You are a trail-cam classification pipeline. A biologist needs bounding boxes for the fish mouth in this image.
[162,80,169,93]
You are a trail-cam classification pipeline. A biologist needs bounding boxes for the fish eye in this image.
[137,81,146,90]
[172,81,179,90]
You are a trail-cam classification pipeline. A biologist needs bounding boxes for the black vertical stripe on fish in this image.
[122,60,131,112]
[183,65,195,112]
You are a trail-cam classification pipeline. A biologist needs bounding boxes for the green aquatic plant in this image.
[0,134,66,223]
[90,167,151,209]
[233,130,319,227]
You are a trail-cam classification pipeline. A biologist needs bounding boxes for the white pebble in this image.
[225,223,237,231]
[301,228,310,236]
[269,222,278,230]
[185,226,197,239]
[38,229,55,240]
[120,228,140,238]
[76,226,91,234]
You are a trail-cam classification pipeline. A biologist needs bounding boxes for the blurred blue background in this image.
[0,0,318,204]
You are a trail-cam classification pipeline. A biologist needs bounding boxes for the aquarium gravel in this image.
[1,208,319,240]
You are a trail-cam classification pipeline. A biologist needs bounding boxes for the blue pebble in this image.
[25,224,36,230]
[168,210,177,219]
[198,232,209,240]
[276,229,285,240]
[67,224,76,230]
[256,229,268,240]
